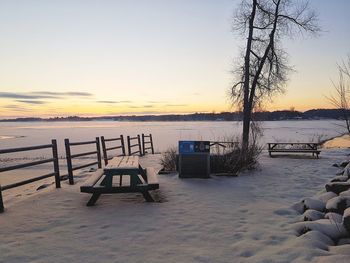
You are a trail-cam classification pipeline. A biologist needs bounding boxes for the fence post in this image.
[101,136,108,166]
[120,135,126,156]
[65,138,74,185]
[127,136,131,156]
[149,134,154,154]
[51,139,61,188]
[96,137,102,169]
[0,185,4,213]
[137,135,143,156]
[142,133,145,155]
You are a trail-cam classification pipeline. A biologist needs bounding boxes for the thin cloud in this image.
[3,104,33,111]
[0,92,39,99]
[30,91,93,97]
[0,91,93,100]
[16,100,47,105]
[129,105,154,109]
[97,100,133,104]
[97,101,121,104]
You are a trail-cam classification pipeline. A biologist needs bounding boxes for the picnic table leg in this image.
[141,191,154,202]
[87,193,101,206]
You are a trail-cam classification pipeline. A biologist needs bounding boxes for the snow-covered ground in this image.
[1,120,350,262]
[0,149,349,263]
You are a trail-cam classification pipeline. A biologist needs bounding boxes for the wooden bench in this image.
[80,156,159,206]
[267,142,321,158]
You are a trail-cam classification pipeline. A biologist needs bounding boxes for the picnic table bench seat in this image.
[80,156,159,206]
[267,142,320,158]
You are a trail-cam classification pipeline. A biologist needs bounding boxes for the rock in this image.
[325,181,350,194]
[325,212,343,223]
[293,219,348,240]
[331,176,349,182]
[291,201,305,214]
[340,190,350,197]
[343,163,350,178]
[303,197,325,212]
[336,170,345,176]
[295,230,335,250]
[302,210,324,221]
[343,207,350,233]
[340,161,350,168]
[338,238,350,245]
[317,191,338,203]
[326,196,350,214]
[333,163,339,167]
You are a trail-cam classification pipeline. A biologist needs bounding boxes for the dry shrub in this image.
[160,123,262,175]
[160,146,177,171]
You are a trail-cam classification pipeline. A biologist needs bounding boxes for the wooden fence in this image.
[142,133,154,155]
[0,140,60,213]
[127,135,143,156]
[101,135,126,165]
[64,137,102,185]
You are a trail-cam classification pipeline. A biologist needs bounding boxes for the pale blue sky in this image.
[0,0,349,117]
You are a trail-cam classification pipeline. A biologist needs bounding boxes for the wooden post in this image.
[51,139,61,188]
[96,137,102,169]
[142,133,145,155]
[101,136,108,165]
[0,185,4,213]
[127,136,131,156]
[65,138,74,185]
[120,135,126,156]
[137,135,142,156]
[149,134,154,154]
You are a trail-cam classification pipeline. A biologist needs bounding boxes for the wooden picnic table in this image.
[80,156,159,206]
[267,142,320,158]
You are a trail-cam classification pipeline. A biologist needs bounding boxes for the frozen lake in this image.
[0,120,344,158]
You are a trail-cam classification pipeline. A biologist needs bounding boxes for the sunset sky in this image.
[0,0,349,118]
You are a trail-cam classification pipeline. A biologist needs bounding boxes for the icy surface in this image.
[0,120,350,262]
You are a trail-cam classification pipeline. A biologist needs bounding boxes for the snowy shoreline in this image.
[1,149,350,262]
[1,124,350,262]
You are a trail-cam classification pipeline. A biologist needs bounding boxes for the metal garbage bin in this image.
[178,141,210,178]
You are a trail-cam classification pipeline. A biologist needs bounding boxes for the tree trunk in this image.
[241,0,257,153]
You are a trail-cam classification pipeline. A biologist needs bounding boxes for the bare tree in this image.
[231,0,320,152]
[328,56,350,133]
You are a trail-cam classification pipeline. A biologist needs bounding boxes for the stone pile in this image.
[293,161,350,246]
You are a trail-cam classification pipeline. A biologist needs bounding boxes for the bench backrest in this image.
[142,133,154,155]
[127,135,143,156]
[64,137,102,185]
[0,140,61,212]
[101,135,126,165]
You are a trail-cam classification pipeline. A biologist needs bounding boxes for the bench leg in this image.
[141,191,154,202]
[87,193,101,206]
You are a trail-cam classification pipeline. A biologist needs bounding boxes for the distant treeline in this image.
[1,109,349,122]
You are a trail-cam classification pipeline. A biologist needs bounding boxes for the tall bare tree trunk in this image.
[242,0,257,152]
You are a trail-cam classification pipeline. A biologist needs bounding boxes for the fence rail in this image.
[142,133,154,155]
[127,135,142,156]
[101,135,125,165]
[0,140,60,213]
[65,137,102,185]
